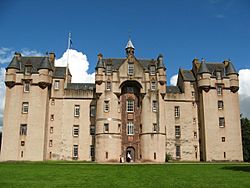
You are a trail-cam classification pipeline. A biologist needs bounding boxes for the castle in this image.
[0,39,243,162]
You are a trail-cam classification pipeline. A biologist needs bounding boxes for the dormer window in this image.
[128,63,134,76]
[106,65,112,75]
[216,71,222,80]
[24,66,32,75]
[150,66,156,75]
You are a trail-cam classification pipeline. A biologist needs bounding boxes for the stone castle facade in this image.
[0,40,243,162]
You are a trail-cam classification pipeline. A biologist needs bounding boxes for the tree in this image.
[241,116,250,162]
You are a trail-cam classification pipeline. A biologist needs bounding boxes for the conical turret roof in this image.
[197,60,210,74]
[225,61,237,75]
[38,56,53,71]
[6,56,21,70]
[125,39,135,49]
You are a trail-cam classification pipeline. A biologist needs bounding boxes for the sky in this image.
[0,0,250,129]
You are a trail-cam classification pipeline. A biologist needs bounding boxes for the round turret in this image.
[37,56,52,89]
[197,59,211,92]
[95,53,104,85]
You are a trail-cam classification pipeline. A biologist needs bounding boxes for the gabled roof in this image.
[53,67,66,78]
[6,56,53,72]
[100,58,157,71]
[166,86,181,94]
[179,69,195,81]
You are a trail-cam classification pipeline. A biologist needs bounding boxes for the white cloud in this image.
[0,47,43,65]
[55,49,95,83]
[0,68,6,129]
[239,69,250,118]
[170,74,178,86]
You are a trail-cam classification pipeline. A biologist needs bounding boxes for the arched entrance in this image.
[126,147,135,162]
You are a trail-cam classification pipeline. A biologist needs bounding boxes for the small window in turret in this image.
[216,71,222,80]
[217,85,223,95]
[23,81,30,92]
[150,66,156,75]
[24,66,32,75]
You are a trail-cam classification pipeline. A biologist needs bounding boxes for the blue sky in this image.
[0,0,250,121]
[1,0,250,74]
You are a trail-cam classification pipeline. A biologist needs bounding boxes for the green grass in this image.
[0,162,250,188]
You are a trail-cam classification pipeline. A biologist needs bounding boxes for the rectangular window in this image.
[90,145,95,158]
[176,146,181,158]
[104,100,109,112]
[22,102,29,114]
[194,131,197,139]
[106,152,108,159]
[224,152,226,158]
[150,66,156,75]
[127,100,134,112]
[73,125,79,137]
[222,137,225,142]
[24,66,32,75]
[104,123,109,133]
[127,122,134,135]
[51,99,55,105]
[50,114,54,121]
[153,123,158,132]
[152,100,157,112]
[54,80,60,90]
[90,106,96,117]
[90,125,95,135]
[73,145,78,159]
[219,117,225,128]
[192,91,195,97]
[106,81,112,91]
[154,152,156,160]
[74,105,80,117]
[217,85,222,95]
[23,81,30,92]
[50,127,54,134]
[151,81,156,91]
[20,124,27,135]
[193,118,196,124]
[106,65,112,75]
[21,141,25,146]
[216,71,222,80]
[218,101,224,110]
[49,140,53,147]
[128,63,134,76]
[175,126,181,138]
[175,106,180,118]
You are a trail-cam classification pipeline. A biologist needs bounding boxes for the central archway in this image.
[126,147,135,162]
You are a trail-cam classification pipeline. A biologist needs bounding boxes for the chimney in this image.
[97,53,103,61]
[14,52,22,61]
[49,52,56,63]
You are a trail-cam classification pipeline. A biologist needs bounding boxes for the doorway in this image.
[126,147,135,162]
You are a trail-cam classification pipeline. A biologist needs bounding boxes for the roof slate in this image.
[166,86,181,94]
[66,83,95,90]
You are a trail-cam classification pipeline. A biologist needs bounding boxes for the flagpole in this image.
[65,32,71,88]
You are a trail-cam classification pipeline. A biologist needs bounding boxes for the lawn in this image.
[0,162,250,188]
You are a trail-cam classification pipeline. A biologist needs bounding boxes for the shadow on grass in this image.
[222,165,250,172]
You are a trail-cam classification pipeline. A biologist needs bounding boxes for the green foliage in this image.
[0,162,250,187]
[241,117,250,162]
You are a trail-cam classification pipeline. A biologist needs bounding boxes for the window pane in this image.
[74,105,80,117]
[73,145,78,159]
[128,63,134,75]
[104,101,109,112]
[175,126,181,137]
[54,80,60,90]
[106,65,112,75]
[150,66,156,75]
[73,125,79,137]
[90,106,96,117]
[127,100,134,112]
[24,82,30,92]
[127,122,134,135]
[20,124,27,135]
[175,106,180,117]
[22,102,29,113]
